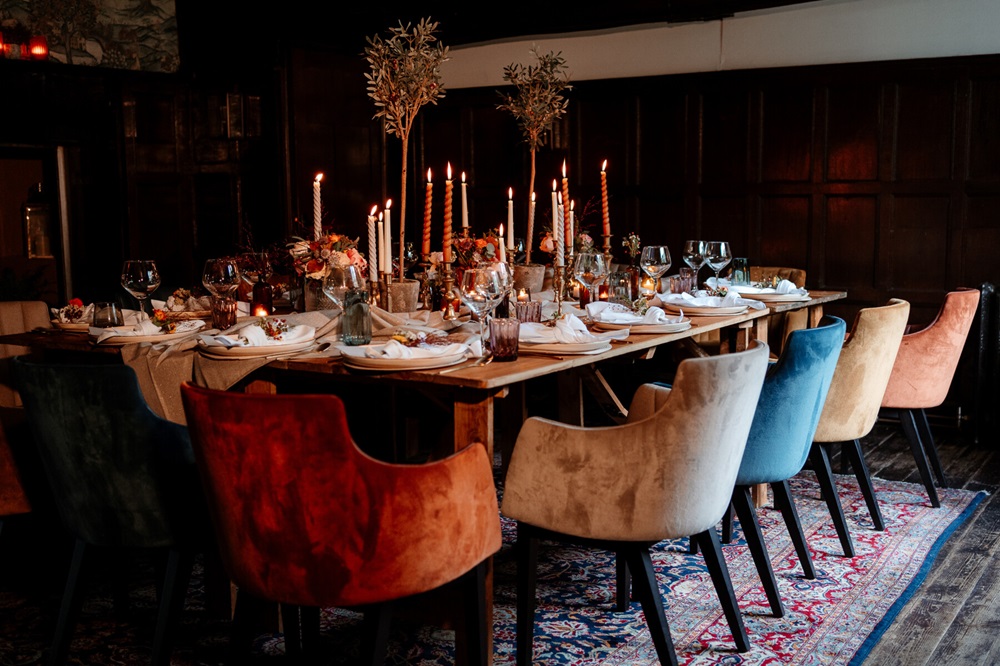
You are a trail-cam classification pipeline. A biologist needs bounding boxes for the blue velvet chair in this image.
[12,358,205,666]
[727,316,846,618]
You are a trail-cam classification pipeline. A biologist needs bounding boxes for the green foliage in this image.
[364,18,449,141]
[497,47,572,150]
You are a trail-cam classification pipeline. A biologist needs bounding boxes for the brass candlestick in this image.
[418,255,433,310]
[379,272,392,311]
[552,264,565,318]
[440,262,462,321]
[602,233,613,270]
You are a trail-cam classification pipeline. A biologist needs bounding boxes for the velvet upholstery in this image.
[503,342,769,665]
[179,383,502,610]
[0,427,31,519]
[12,358,202,666]
[814,299,910,443]
[882,289,980,409]
[0,301,49,409]
[748,266,806,288]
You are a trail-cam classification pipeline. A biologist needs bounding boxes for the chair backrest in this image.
[503,341,770,542]
[180,383,502,609]
[749,266,806,288]
[0,301,50,408]
[737,316,846,486]
[882,288,980,409]
[12,358,194,548]
[813,298,910,442]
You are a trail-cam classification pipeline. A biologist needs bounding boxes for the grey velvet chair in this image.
[503,341,770,666]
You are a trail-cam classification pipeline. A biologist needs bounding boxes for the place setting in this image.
[586,300,691,334]
[518,313,628,355]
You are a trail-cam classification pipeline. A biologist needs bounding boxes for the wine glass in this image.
[202,258,242,329]
[121,259,160,321]
[322,264,365,310]
[460,268,503,356]
[238,251,271,287]
[705,241,733,288]
[639,246,672,293]
[573,253,609,298]
[682,240,707,286]
[478,261,513,317]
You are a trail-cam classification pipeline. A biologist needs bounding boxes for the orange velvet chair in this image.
[180,383,502,664]
[881,288,980,507]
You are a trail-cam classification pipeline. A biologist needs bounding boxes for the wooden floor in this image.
[847,418,1000,665]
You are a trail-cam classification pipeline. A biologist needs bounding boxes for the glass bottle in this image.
[341,288,372,345]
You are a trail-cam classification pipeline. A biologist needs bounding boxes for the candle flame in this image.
[427,168,432,182]
[562,160,567,178]
[385,199,392,209]
[253,306,269,317]
[314,173,323,183]
[370,204,378,216]
[499,223,504,236]
[570,199,575,211]
[508,187,513,200]
[447,162,452,180]
[378,212,383,221]
[531,191,536,202]
[552,180,557,191]
[602,159,608,171]
[461,171,466,184]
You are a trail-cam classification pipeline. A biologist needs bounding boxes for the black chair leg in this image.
[689,536,699,555]
[694,529,750,652]
[721,503,734,544]
[918,408,948,487]
[900,409,941,508]
[461,561,490,666]
[732,486,784,618]
[361,602,393,666]
[152,548,194,666]
[811,443,856,557]
[844,439,886,529]
[772,480,816,580]
[48,538,88,666]
[280,604,303,660]
[300,606,320,657]
[622,547,678,666]
[229,590,272,665]
[615,551,631,612]
[516,523,538,666]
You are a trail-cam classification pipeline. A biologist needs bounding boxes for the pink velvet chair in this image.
[180,383,502,664]
[881,288,980,507]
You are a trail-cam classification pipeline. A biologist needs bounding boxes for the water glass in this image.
[730,257,749,285]
[341,288,372,346]
[514,300,541,323]
[678,267,697,292]
[488,317,520,362]
[210,296,238,331]
[607,272,632,305]
[93,302,124,328]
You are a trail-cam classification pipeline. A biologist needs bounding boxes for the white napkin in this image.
[354,339,472,360]
[51,302,94,324]
[586,301,682,325]
[728,279,808,296]
[654,291,767,310]
[519,314,628,344]
[152,294,213,312]
[94,319,205,343]
[199,323,315,348]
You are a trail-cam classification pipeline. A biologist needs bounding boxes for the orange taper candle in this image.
[423,168,433,257]
[443,163,453,263]
[601,160,610,238]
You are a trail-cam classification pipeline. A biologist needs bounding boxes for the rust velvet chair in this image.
[180,383,502,665]
[502,342,770,666]
[881,288,980,507]
[811,298,910,557]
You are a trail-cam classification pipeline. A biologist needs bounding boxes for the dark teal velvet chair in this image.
[12,358,204,666]
[728,316,846,619]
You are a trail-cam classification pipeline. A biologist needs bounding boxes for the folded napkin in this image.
[199,322,315,348]
[727,279,808,296]
[519,314,628,344]
[94,318,205,343]
[351,339,472,360]
[51,302,94,324]
[654,291,767,310]
[370,307,461,337]
[586,301,682,325]
[152,294,213,312]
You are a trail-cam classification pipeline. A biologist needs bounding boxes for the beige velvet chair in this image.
[749,266,807,353]
[503,341,770,666]
[811,298,910,557]
[881,288,980,507]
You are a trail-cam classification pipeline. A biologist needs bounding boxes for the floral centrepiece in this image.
[254,317,289,342]
[452,230,505,267]
[58,298,87,322]
[288,233,368,281]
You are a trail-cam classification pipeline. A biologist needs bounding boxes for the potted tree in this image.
[497,47,571,293]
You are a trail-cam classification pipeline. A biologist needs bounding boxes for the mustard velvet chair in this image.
[503,342,770,666]
[811,298,910,558]
[180,383,502,664]
[881,288,980,507]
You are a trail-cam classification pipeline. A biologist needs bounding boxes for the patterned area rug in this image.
[0,471,984,665]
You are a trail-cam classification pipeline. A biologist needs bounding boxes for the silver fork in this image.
[439,353,494,374]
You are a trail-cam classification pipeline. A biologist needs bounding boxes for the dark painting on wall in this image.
[0,0,178,72]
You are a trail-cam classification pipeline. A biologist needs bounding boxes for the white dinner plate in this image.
[341,352,467,371]
[51,320,89,331]
[593,318,692,334]
[97,331,201,345]
[519,342,612,356]
[661,304,749,316]
[736,291,810,302]
[518,340,612,354]
[197,338,315,358]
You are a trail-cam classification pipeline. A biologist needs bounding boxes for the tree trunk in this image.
[398,133,408,281]
[526,147,537,264]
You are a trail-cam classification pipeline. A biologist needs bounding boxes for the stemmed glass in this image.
[238,252,271,289]
[639,246,672,292]
[121,259,160,321]
[705,241,733,288]
[573,253,609,302]
[322,264,366,310]
[202,258,241,329]
[460,268,503,356]
[478,261,513,317]
[682,240,707,287]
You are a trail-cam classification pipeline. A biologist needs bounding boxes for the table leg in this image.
[557,370,584,425]
[808,304,825,329]
[743,317,770,508]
